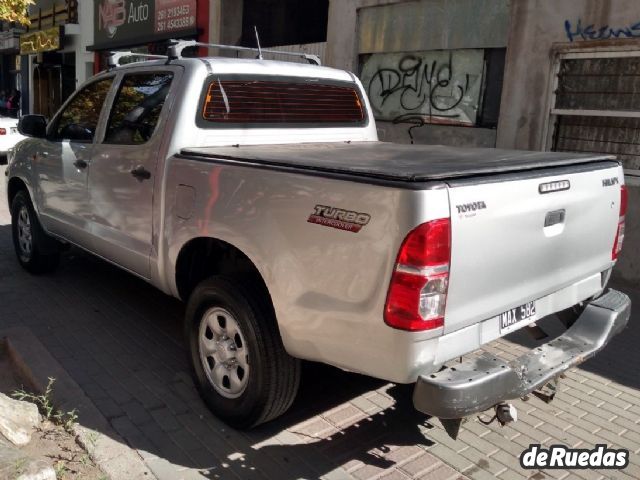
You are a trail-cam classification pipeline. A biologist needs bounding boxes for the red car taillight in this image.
[612,185,627,260]
[384,218,451,331]
[0,128,6,135]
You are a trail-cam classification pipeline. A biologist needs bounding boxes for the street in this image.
[0,164,638,480]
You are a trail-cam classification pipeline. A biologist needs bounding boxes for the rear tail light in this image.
[0,128,6,135]
[384,218,451,331]
[612,185,627,260]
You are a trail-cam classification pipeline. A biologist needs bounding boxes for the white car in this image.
[0,116,26,156]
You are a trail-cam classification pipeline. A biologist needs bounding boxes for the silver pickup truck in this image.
[4,44,631,435]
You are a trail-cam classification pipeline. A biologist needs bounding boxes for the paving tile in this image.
[351,463,388,480]
[322,467,356,480]
[378,469,410,480]
[398,451,441,477]
[497,467,528,480]
[151,407,183,433]
[425,444,473,473]
[122,399,154,427]
[419,464,462,480]
[93,397,125,420]
[457,445,508,476]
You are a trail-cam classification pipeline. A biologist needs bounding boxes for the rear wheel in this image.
[185,276,300,428]
[11,191,60,274]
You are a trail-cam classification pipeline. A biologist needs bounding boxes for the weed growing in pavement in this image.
[54,408,78,434]
[53,459,68,478]
[79,453,90,467]
[12,377,79,433]
[85,431,99,455]
[13,457,27,477]
[76,430,100,469]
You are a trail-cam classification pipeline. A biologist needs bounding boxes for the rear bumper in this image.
[413,288,631,419]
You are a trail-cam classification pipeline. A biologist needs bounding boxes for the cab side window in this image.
[52,78,113,142]
[104,73,173,145]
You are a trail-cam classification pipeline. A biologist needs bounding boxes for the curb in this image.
[2,326,156,480]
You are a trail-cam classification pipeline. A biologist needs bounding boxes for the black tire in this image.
[185,276,301,428]
[11,190,60,274]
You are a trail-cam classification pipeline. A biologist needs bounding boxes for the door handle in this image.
[131,165,151,181]
[73,159,88,169]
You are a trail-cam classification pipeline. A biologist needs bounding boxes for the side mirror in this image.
[18,115,47,138]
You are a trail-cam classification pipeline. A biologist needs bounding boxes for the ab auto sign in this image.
[93,0,197,50]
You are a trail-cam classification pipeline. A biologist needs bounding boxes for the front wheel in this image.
[185,276,300,428]
[11,191,60,274]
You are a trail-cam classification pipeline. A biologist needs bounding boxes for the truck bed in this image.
[181,142,616,183]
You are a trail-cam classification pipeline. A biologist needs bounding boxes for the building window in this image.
[546,50,640,171]
[105,72,174,145]
[359,48,505,131]
[51,78,113,142]
[200,76,366,127]
[241,0,329,47]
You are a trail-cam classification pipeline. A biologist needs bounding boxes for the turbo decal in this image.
[307,205,371,233]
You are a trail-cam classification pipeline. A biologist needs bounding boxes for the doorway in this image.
[33,51,76,118]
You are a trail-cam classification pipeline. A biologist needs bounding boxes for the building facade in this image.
[0,21,23,99]
[326,0,510,148]
[1,0,638,281]
[323,0,640,284]
[20,0,88,118]
[495,0,640,284]
[2,0,211,117]
[88,0,208,69]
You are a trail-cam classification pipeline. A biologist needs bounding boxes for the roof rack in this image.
[167,39,322,66]
[106,40,322,69]
[108,51,168,69]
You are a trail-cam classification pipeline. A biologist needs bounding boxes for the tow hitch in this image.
[496,403,518,424]
[413,289,631,439]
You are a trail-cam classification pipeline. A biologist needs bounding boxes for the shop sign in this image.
[20,26,62,55]
[94,0,197,49]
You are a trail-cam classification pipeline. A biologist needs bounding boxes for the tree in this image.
[0,0,34,26]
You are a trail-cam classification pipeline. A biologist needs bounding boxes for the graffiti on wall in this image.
[564,18,640,42]
[360,49,485,131]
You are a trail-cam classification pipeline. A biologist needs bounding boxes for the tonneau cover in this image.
[181,142,616,182]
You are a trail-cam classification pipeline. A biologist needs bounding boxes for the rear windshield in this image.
[199,76,367,128]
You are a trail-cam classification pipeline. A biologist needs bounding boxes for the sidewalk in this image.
[0,165,638,479]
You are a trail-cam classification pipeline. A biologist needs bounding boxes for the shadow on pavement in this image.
[0,224,438,479]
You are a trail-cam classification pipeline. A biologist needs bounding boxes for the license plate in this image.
[499,301,536,333]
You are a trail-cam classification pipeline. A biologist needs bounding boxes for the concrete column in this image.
[325,0,359,71]
[325,0,423,72]
[20,56,30,115]
[75,0,94,86]
[209,0,244,51]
